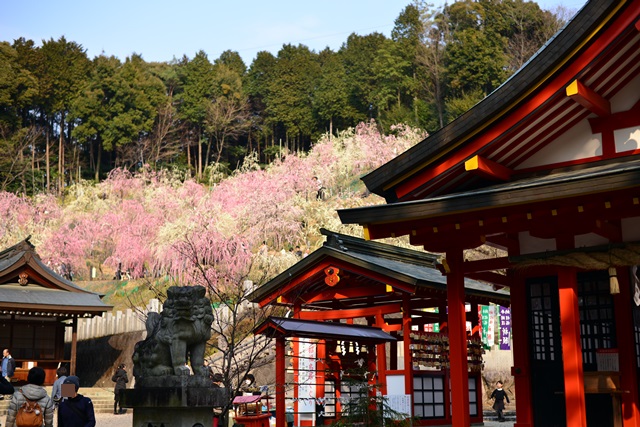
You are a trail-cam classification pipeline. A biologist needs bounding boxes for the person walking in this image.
[111,364,128,415]
[57,375,96,427]
[51,366,68,407]
[2,348,16,382]
[490,380,510,422]
[5,366,54,427]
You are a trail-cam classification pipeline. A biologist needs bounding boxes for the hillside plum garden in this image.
[1,122,424,288]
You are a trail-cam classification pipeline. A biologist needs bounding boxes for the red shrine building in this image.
[252,229,509,427]
[253,1,640,426]
[336,1,640,427]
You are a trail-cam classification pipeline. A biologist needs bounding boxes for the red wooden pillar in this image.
[614,267,640,427]
[316,340,326,426]
[403,296,413,397]
[293,304,301,427]
[376,313,388,395]
[510,272,533,427]
[368,343,378,412]
[558,267,587,427]
[470,303,482,418]
[276,336,286,427]
[446,249,470,427]
[71,317,77,376]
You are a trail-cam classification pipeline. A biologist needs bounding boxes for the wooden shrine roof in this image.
[254,317,397,343]
[338,158,640,252]
[248,229,510,310]
[0,238,111,317]
[361,0,640,203]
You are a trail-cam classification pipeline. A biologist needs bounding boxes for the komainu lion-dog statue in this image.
[132,285,214,386]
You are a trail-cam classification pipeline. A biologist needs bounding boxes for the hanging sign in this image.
[499,306,511,350]
[481,305,490,349]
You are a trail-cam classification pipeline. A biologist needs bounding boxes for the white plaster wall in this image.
[622,217,640,242]
[518,231,556,254]
[610,73,640,112]
[614,127,640,153]
[517,120,602,169]
[574,233,609,248]
[517,219,640,257]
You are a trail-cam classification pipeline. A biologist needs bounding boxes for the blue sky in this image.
[1,0,587,66]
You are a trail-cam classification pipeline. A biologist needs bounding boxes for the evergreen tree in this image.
[313,48,355,138]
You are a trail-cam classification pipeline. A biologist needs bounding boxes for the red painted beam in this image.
[593,219,622,241]
[256,263,328,307]
[464,155,513,181]
[297,303,403,320]
[566,79,611,117]
[303,284,388,304]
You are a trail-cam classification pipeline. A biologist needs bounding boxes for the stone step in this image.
[0,387,120,415]
[483,410,516,421]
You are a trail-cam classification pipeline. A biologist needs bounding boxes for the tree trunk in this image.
[95,142,102,182]
[329,118,333,142]
[58,113,65,195]
[46,129,50,192]
[31,139,35,194]
[205,134,212,170]
[186,139,191,178]
[198,131,203,180]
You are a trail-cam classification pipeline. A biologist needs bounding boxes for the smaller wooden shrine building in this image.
[251,229,509,427]
[0,238,111,384]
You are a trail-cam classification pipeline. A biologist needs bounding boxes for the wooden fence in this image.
[64,298,162,342]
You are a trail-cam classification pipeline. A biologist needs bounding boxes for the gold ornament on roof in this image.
[18,272,28,286]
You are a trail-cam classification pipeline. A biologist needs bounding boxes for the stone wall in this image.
[482,348,515,407]
[65,331,145,389]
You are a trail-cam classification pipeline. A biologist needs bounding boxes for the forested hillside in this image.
[0,1,570,195]
[0,122,425,286]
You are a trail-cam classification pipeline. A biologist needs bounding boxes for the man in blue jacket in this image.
[2,348,16,382]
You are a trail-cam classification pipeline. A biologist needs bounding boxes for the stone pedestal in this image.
[121,381,227,427]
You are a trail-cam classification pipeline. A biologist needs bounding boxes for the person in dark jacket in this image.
[0,373,13,401]
[111,363,128,414]
[57,375,96,427]
[490,380,510,422]
[0,375,14,396]
[2,348,16,382]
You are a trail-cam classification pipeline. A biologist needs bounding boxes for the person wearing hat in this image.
[57,375,96,427]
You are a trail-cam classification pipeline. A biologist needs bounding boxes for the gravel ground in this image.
[93,412,133,426]
[87,412,515,427]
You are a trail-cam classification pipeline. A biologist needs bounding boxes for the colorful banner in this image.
[499,306,511,350]
[481,305,490,349]
[487,305,496,347]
